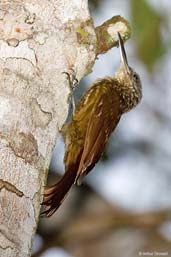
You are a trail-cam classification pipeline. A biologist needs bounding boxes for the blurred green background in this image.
[32,1,171,257]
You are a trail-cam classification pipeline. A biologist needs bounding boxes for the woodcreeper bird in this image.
[42,32,142,217]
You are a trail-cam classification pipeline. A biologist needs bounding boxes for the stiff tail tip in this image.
[41,184,63,217]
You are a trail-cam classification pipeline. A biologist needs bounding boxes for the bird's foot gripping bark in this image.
[62,68,78,113]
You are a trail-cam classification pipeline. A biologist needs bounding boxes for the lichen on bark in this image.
[95,15,131,55]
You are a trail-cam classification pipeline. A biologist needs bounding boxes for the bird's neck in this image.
[113,76,142,113]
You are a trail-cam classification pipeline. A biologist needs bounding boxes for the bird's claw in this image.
[62,68,78,113]
[62,68,78,90]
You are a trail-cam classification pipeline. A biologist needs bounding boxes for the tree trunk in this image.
[0,0,96,256]
[0,0,130,256]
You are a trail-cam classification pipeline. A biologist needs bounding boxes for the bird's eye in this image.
[133,73,139,81]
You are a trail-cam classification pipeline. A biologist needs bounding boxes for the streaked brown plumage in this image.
[42,32,142,217]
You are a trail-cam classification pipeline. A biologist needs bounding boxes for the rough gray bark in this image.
[0,0,130,256]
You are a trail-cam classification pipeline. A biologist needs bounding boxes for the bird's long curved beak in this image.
[118,32,130,73]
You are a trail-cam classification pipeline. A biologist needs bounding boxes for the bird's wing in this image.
[61,85,101,173]
[75,86,121,185]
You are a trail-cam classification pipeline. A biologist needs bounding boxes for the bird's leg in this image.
[62,69,78,113]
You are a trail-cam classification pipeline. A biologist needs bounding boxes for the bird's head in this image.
[115,32,142,98]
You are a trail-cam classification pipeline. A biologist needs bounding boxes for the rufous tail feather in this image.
[41,168,77,217]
